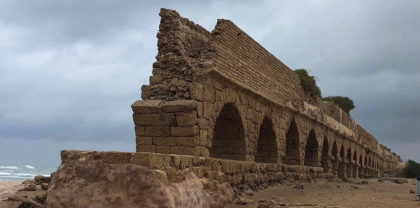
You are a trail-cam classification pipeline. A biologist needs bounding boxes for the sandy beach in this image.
[226,178,420,208]
[1,178,420,208]
[0,181,24,208]
[0,181,23,200]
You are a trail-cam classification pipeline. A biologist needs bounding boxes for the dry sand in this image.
[0,181,23,200]
[227,178,420,208]
[0,181,24,208]
[1,178,419,208]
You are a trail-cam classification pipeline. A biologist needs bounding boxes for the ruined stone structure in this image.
[45,9,403,208]
[133,8,399,179]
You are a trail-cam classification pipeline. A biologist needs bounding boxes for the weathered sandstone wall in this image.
[135,8,391,179]
[45,8,402,208]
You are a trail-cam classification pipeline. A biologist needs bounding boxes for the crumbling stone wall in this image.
[133,8,398,179]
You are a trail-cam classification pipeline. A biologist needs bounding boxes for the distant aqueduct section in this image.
[132,8,402,178]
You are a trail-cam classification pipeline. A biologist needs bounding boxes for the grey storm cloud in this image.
[0,0,419,166]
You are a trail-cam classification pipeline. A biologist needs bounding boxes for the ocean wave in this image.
[0,171,12,176]
[0,165,54,180]
[0,166,19,169]
[15,173,36,177]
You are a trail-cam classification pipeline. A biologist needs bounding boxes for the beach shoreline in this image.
[0,180,23,200]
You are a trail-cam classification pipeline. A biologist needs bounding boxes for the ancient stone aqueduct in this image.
[131,9,401,179]
[45,9,405,207]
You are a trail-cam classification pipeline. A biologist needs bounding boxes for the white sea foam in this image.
[15,173,36,177]
[0,166,18,169]
[0,171,12,176]
[0,164,54,180]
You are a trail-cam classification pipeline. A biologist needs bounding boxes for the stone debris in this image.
[393,178,408,184]
[40,183,49,191]
[235,196,254,205]
[294,184,305,190]
[45,159,234,208]
[6,175,50,208]
[357,180,369,185]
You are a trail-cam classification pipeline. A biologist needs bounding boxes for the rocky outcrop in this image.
[45,155,234,208]
[42,150,331,208]
[5,175,50,208]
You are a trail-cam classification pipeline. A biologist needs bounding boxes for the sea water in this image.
[0,165,56,181]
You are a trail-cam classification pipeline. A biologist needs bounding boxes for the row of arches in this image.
[209,103,382,177]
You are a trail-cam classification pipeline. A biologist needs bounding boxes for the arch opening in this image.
[352,151,358,177]
[255,117,278,163]
[284,119,300,165]
[332,142,338,176]
[346,148,352,177]
[321,137,329,173]
[210,103,246,161]
[358,155,363,177]
[332,142,338,159]
[346,148,352,162]
[338,146,345,177]
[304,130,319,167]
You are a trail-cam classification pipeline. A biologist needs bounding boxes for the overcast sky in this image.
[1,0,419,167]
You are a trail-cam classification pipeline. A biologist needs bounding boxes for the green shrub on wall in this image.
[294,68,356,114]
[322,96,355,114]
[294,69,321,98]
[403,160,420,178]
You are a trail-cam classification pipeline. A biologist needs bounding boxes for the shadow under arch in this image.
[255,116,278,163]
[321,137,329,172]
[304,129,319,167]
[210,103,246,161]
[284,119,300,165]
[338,145,345,177]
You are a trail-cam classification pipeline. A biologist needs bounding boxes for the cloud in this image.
[0,0,419,166]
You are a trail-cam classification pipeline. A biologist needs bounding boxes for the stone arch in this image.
[352,151,358,177]
[255,116,278,163]
[338,145,345,177]
[353,151,358,163]
[358,154,363,177]
[346,148,352,162]
[284,119,300,165]
[331,141,339,176]
[332,142,338,159]
[210,103,246,161]
[346,147,352,177]
[321,137,329,172]
[304,129,319,167]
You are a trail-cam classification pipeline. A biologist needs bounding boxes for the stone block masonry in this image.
[59,150,329,185]
[132,99,204,156]
[134,8,402,179]
[45,8,403,208]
